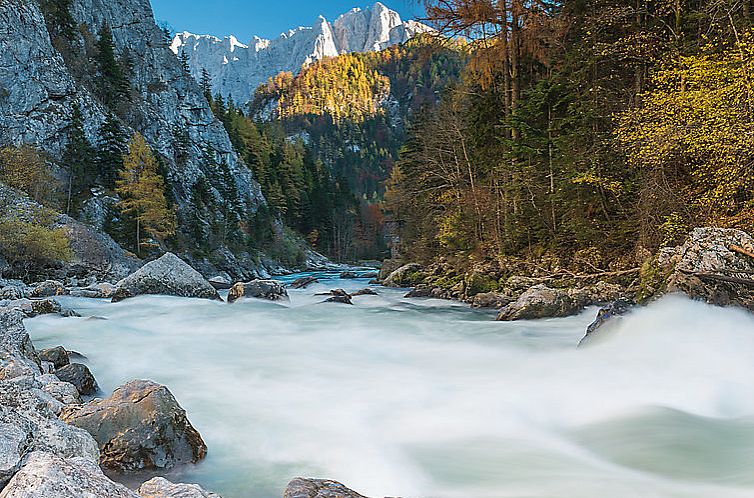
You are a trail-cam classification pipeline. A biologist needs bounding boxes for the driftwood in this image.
[730,245,754,260]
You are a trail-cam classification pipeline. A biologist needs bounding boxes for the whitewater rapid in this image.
[24,273,754,498]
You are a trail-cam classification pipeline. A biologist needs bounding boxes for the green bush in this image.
[0,219,72,270]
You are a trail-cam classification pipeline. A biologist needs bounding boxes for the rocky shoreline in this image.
[1,227,753,497]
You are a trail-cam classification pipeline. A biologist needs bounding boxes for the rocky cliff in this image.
[0,0,292,278]
[172,2,432,103]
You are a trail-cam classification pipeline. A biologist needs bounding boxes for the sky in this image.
[151,0,425,42]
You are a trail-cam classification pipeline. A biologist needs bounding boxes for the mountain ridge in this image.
[171,2,433,103]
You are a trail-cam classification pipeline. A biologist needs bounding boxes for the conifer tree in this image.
[62,103,96,215]
[200,69,213,103]
[97,113,128,188]
[96,24,130,108]
[179,50,191,75]
[115,133,176,255]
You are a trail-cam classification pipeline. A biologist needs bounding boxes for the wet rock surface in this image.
[228,280,289,303]
[112,253,221,303]
[61,380,207,471]
[138,477,222,498]
[54,363,98,396]
[284,478,370,498]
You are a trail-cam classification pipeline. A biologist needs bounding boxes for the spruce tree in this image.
[96,24,130,109]
[97,113,128,189]
[200,69,213,104]
[62,103,96,215]
[179,50,191,75]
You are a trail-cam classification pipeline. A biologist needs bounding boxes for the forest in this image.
[383,0,754,274]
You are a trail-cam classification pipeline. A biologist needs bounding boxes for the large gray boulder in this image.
[382,263,423,288]
[61,380,207,471]
[497,284,580,321]
[29,280,67,298]
[54,363,98,396]
[0,451,139,498]
[0,280,29,300]
[658,227,754,310]
[0,299,78,319]
[112,253,221,303]
[227,280,288,303]
[284,478,370,498]
[138,477,222,498]
[0,310,40,380]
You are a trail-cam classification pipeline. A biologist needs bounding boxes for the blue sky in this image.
[151,0,425,41]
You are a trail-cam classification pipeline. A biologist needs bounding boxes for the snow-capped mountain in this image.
[171,2,432,103]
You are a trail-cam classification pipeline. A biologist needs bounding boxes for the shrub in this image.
[0,219,72,271]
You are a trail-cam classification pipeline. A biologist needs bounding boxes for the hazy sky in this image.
[151,0,425,41]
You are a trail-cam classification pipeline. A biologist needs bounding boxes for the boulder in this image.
[0,310,40,380]
[658,228,754,310]
[284,478,369,498]
[0,451,139,498]
[0,299,78,318]
[69,282,117,299]
[37,375,82,406]
[55,363,98,396]
[0,280,29,300]
[471,292,515,309]
[579,300,635,347]
[361,272,379,279]
[61,379,207,471]
[207,276,232,290]
[38,346,69,370]
[138,477,222,498]
[112,253,221,303]
[352,288,378,297]
[290,276,318,289]
[404,286,432,298]
[382,263,423,288]
[325,296,353,305]
[227,280,288,303]
[497,284,580,321]
[339,271,358,279]
[30,280,67,298]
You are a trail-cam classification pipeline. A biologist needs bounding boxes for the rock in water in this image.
[55,363,98,396]
[339,271,358,279]
[284,478,370,498]
[38,346,70,370]
[69,282,117,299]
[0,299,78,318]
[0,451,139,498]
[138,477,222,498]
[659,227,754,310]
[112,253,221,303]
[29,280,67,298]
[325,295,353,305]
[290,276,318,289]
[61,380,207,471]
[227,280,288,303]
[382,263,423,288]
[497,284,579,321]
[352,288,378,297]
[579,299,635,346]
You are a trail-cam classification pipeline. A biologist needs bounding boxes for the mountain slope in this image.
[171,2,432,103]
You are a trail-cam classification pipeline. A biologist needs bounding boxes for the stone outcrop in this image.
[284,478,370,498]
[0,299,79,319]
[138,477,222,498]
[61,380,207,471]
[382,263,423,288]
[0,310,40,380]
[0,451,139,498]
[227,280,289,303]
[54,363,98,396]
[112,253,221,303]
[497,285,580,321]
[656,227,754,310]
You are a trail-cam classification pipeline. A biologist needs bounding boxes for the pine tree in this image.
[200,69,213,104]
[115,133,176,255]
[62,103,96,215]
[96,24,130,109]
[172,123,191,166]
[179,50,191,75]
[97,113,128,189]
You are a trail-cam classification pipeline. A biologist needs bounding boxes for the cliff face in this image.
[0,0,287,278]
[172,2,432,103]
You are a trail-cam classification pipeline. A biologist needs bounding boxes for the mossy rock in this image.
[465,272,500,297]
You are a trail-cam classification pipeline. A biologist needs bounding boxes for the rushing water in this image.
[23,272,754,498]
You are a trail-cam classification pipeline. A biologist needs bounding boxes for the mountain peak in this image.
[172,3,432,103]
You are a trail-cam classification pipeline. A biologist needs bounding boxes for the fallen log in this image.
[685,271,754,287]
[730,245,754,260]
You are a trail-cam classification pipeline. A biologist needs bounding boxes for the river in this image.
[24,272,754,498]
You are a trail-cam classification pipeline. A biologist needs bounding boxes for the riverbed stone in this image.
[61,379,207,471]
[658,227,754,310]
[37,375,81,405]
[38,346,69,370]
[0,451,139,498]
[227,280,288,303]
[30,280,67,298]
[325,295,353,305]
[497,284,580,321]
[70,282,117,299]
[0,310,40,380]
[138,477,222,498]
[579,299,635,346]
[382,263,423,288]
[0,299,78,318]
[112,253,221,303]
[54,363,98,396]
[284,478,369,498]
[290,276,318,289]
[352,288,378,297]
[0,280,29,300]
[471,291,515,309]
